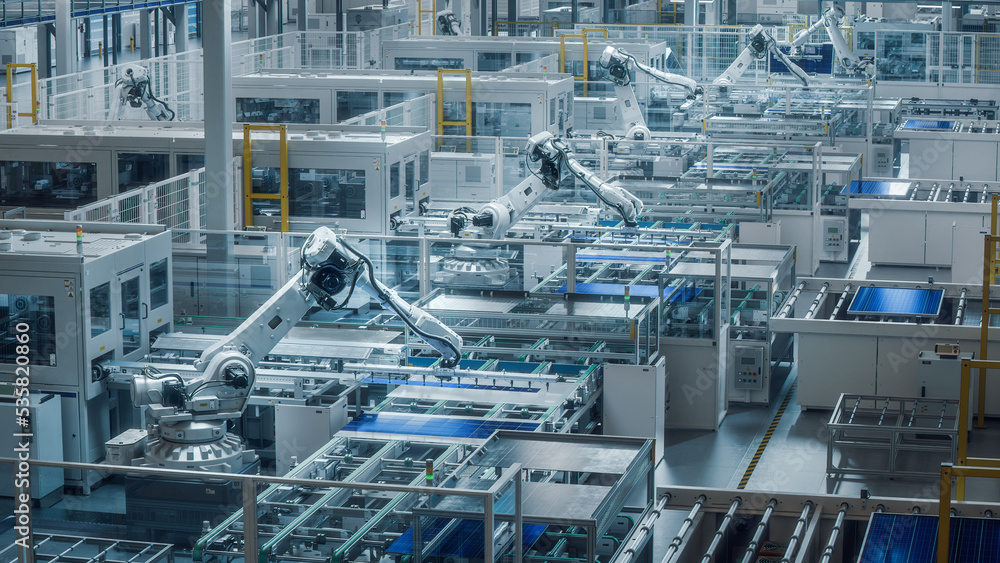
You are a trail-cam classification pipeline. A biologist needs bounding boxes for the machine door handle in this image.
[142,303,149,319]
[119,313,125,330]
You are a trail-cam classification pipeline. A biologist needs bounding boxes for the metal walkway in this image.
[1,0,197,29]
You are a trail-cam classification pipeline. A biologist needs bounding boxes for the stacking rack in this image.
[827,394,960,478]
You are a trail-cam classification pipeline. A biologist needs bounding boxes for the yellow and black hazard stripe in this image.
[738,381,796,490]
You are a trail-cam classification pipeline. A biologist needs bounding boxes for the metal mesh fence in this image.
[65,160,239,240]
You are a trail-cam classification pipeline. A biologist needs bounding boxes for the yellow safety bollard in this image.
[130,36,135,52]
[98,41,103,58]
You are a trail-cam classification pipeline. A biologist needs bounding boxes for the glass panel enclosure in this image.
[236,97,321,123]
[120,275,142,356]
[0,161,98,207]
[149,259,170,310]
[89,283,112,337]
[0,294,56,364]
[118,153,170,193]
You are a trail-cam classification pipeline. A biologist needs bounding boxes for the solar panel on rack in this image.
[387,519,547,558]
[847,287,944,317]
[843,180,912,196]
[901,119,956,130]
[363,376,541,393]
[342,412,540,438]
[859,513,1000,562]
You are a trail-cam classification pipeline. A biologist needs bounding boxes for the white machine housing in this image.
[232,70,575,137]
[0,222,172,492]
[0,122,429,234]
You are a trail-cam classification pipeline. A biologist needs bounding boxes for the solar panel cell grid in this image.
[859,513,1000,562]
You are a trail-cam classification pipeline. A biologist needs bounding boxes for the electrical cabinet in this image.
[0,28,37,72]
[429,152,497,202]
[0,392,63,505]
[0,223,172,492]
[732,345,765,391]
[823,217,846,255]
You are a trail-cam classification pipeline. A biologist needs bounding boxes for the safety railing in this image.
[500,53,559,74]
[64,160,240,241]
[0,456,525,563]
[8,27,411,122]
[340,93,435,128]
[560,23,1000,86]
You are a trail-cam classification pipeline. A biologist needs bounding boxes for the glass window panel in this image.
[0,161,98,208]
[90,282,112,337]
[405,160,416,200]
[393,57,464,71]
[420,151,429,185]
[384,91,423,107]
[149,259,169,310]
[249,167,368,219]
[477,52,511,71]
[337,91,378,121]
[121,277,141,355]
[236,97,321,123]
[176,154,205,173]
[390,162,401,198]
[118,153,170,193]
[1,294,56,365]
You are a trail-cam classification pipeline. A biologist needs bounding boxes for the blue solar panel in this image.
[555,282,702,302]
[843,180,912,196]
[859,513,1000,563]
[902,119,956,131]
[364,376,541,393]
[388,519,547,558]
[576,253,666,263]
[342,413,540,438]
[848,287,944,317]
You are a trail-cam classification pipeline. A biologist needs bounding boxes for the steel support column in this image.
[174,4,190,53]
[54,0,73,75]
[140,9,152,58]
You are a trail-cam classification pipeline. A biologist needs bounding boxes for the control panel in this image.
[871,145,893,176]
[733,345,764,391]
[823,218,845,253]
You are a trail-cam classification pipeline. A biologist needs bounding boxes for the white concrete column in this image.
[942,1,953,31]
[174,4,190,53]
[684,0,697,26]
[204,0,235,232]
[140,9,152,58]
[36,24,52,79]
[54,0,74,75]
[265,0,282,35]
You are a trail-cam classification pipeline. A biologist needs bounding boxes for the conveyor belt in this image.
[901,119,957,131]
[843,180,912,196]
[858,513,1000,562]
[341,412,539,438]
[556,282,702,302]
[387,519,547,557]
[847,287,944,317]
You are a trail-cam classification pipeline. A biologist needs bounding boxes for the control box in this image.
[823,218,845,253]
[733,345,764,391]
[871,144,893,176]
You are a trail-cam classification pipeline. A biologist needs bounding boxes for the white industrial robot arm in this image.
[112,64,176,121]
[792,6,874,77]
[132,228,463,418]
[449,132,643,236]
[436,0,464,35]
[599,46,702,140]
[715,25,810,87]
